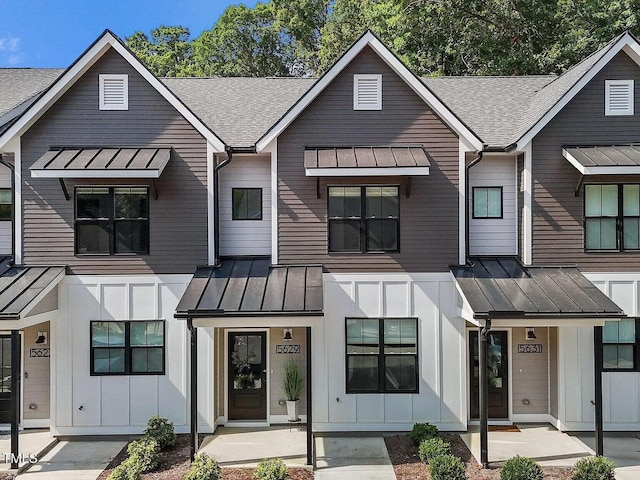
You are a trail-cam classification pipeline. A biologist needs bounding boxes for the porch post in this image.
[188,319,198,461]
[306,326,313,466]
[479,320,491,469]
[593,326,604,456]
[10,330,20,469]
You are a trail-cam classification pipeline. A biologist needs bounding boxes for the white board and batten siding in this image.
[0,164,11,255]
[468,156,517,256]
[558,273,640,431]
[317,273,466,431]
[53,274,216,435]
[219,155,272,256]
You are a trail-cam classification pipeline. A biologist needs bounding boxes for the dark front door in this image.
[228,332,267,420]
[0,336,12,423]
[470,330,509,419]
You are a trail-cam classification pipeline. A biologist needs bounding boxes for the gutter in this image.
[0,154,15,264]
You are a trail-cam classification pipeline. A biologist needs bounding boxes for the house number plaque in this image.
[30,348,50,358]
[276,344,301,354]
[517,344,542,354]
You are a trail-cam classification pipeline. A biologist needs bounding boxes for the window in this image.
[603,318,640,371]
[346,318,418,393]
[0,189,11,220]
[99,74,128,110]
[328,186,399,253]
[76,187,149,255]
[232,188,262,220]
[353,74,382,110]
[473,186,502,219]
[605,80,634,116]
[91,321,165,375]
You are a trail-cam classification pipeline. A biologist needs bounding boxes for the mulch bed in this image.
[98,434,313,480]
[384,432,574,479]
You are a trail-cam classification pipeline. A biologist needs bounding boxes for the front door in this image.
[228,332,267,421]
[0,336,13,423]
[470,330,509,419]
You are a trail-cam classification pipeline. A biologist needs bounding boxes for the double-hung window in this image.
[584,184,640,251]
[76,187,149,255]
[90,320,165,375]
[346,318,418,393]
[603,318,640,371]
[328,186,399,253]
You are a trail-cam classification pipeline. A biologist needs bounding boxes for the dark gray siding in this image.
[21,48,208,274]
[532,51,640,270]
[278,47,459,272]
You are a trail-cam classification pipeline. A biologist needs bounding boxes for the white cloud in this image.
[0,36,23,66]
[0,37,19,52]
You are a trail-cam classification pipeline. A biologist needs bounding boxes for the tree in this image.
[125,26,193,77]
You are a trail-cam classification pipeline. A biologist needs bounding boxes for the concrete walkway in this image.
[18,439,127,479]
[0,430,56,472]
[314,436,396,480]
[572,433,640,480]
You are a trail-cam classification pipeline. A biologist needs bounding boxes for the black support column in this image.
[479,320,491,469]
[306,327,313,466]
[594,326,604,456]
[188,319,198,461]
[10,330,20,470]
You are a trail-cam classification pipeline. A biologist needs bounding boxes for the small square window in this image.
[473,187,503,219]
[0,189,12,221]
[232,188,262,220]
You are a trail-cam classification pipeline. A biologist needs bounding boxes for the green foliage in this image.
[126,26,194,77]
[429,454,467,480]
[500,456,543,480]
[143,415,177,449]
[418,437,451,464]
[107,457,143,480]
[571,456,616,480]
[127,436,161,473]
[185,452,221,480]
[410,422,439,446]
[253,458,289,480]
[281,358,305,401]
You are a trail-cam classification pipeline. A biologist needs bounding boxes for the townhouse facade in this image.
[0,28,639,464]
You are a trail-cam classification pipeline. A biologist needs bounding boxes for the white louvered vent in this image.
[605,80,634,116]
[353,74,382,110]
[99,74,128,110]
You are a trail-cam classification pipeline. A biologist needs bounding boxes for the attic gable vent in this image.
[99,74,128,110]
[354,74,382,110]
[605,80,634,116]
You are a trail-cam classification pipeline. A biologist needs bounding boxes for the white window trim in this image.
[353,74,382,110]
[605,79,634,116]
[99,74,128,111]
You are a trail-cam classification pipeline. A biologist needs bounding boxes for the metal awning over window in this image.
[30,147,171,178]
[563,145,640,175]
[451,257,624,326]
[175,257,323,318]
[304,145,430,177]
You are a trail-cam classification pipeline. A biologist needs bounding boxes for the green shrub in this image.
[143,415,177,449]
[127,436,161,473]
[500,456,543,480]
[418,437,451,464]
[253,458,289,480]
[107,457,143,480]
[429,454,467,480]
[571,456,616,480]
[410,422,439,446]
[185,452,221,480]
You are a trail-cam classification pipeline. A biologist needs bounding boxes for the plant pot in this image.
[286,400,299,421]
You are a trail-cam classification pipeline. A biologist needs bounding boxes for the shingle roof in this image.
[0,68,63,120]
[162,77,316,148]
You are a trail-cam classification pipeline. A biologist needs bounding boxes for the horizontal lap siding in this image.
[21,49,208,274]
[533,52,640,270]
[278,47,459,272]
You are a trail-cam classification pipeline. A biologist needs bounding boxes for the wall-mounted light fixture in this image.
[526,327,537,340]
[283,328,293,341]
[35,332,48,345]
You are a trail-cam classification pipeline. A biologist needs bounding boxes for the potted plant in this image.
[281,358,304,421]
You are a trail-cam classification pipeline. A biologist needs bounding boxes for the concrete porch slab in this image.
[0,430,57,472]
[572,433,640,480]
[314,436,396,480]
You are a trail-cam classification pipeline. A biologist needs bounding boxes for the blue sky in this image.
[1,0,258,68]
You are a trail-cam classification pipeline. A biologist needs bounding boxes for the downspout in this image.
[0,154,15,263]
[464,151,484,263]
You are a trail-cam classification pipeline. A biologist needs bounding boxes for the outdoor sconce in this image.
[526,327,537,340]
[283,328,293,341]
[35,332,48,344]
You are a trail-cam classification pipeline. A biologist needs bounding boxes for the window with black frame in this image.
[0,189,11,221]
[328,186,399,253]
[90,320,164,375]
[232,188,262,220]
[603,318,640,371]
[76,187,149,255]
[346,318,418,393]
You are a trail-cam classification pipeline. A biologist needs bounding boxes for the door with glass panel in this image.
[228,332,267,420]
[470,330,509,418]
[0,336,13,423]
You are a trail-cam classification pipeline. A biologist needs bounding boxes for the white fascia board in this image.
[305,166,429,176]
[0,32,226,153]
[30,169,163,179]
[516,33,638,150]
[562,148,640,175]
[256,32,483,152]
